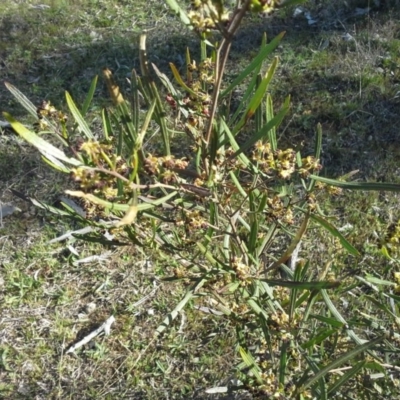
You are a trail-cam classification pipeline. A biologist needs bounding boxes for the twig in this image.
[65,315,115,354]
[204,0,252,147]
[72,251,112,266]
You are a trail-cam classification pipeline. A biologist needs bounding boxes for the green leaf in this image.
[314,123,323,164]
[301,329,337,349]
[303,356,327,400]
[310,214,360,256]
[41,154,70,173]
[65,91,94,140]
[156,278,206,335]
[5,82,42,119]
[301,337,383,392]
[264,280,341,290]
[169,63,197,96]
[221,32,286,98]
[266,94,277,151]
[279,341,289,385]
[247,298,270,320]
[321,290,372,347]
[310,175,400,192]
[233,57,279,135]
[363,275,396,286]
[165,0,192,28]
[309,314,345,328]
[3,112,82,166]
[238,346,263,384]
[31,198,78,217]
[81,75,98,117]
[5,82,58,130]
[230,95,290,159]
[131,69,140,133]
[102,108,113,142]
[65,190,178,213]
[229,171,248,198]
[221,118,255,170]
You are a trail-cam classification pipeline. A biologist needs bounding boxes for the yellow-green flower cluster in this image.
[71,167,117,198]
[394,272,400,294]
[384,221,400,258]
[231,256,251,282]
[144,154,189,183]
[70,140,129,202]
[252,141,322,180]
[188,0,230,33]
[314,181,343,196]
[266,195,294,224]
[34,100,67,132]
[184,209,207,230]
[247,0,284,14]
[80,140,113,165]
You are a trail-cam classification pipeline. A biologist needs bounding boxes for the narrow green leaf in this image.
[328,361,366,396]
[138,99,157,145]
[266,94,277,151]
[248,218,259,254]
[363,275,396,286]
[102,108,112,142]
[65,91,94,140]
[3,112,82,166]
[307,123,323,192]
[279,341,289,385]
[264,280,340,290]
[41,154,70,173]
[302,329,337,350]
[81,75,98,117]
[65,190,178,212]
[165,0,192,28]
[314,123,323,164]
[169,63,197,96]
[221,118,255,169]
[5,82,59,131]
[247,298,270,320]
[309,314,345,328]
[152,63,189,117]
[221,32,286,98]
[311,214,359,256]
[116,101,137,144]
[156,278,206,335]
[229,67,260,125]
[363,294,399,322]
[230,96,290,159]
[321,290,372,347]
[228,35,267,125]
[238,346,263,384]
[233,57,279,135]
[229,171,248,198]
[131,69,140,133]
[303,356,327,400]
[364,361,387,374]
[5,82,42,119]
[310,175,400,192]
[31,198,78,217]
[301,336,384,392]
[148,79,170,155]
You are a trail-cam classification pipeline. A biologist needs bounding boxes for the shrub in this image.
[4,0,400,397]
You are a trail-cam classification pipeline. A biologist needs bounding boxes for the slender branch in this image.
[204,0,252,148]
